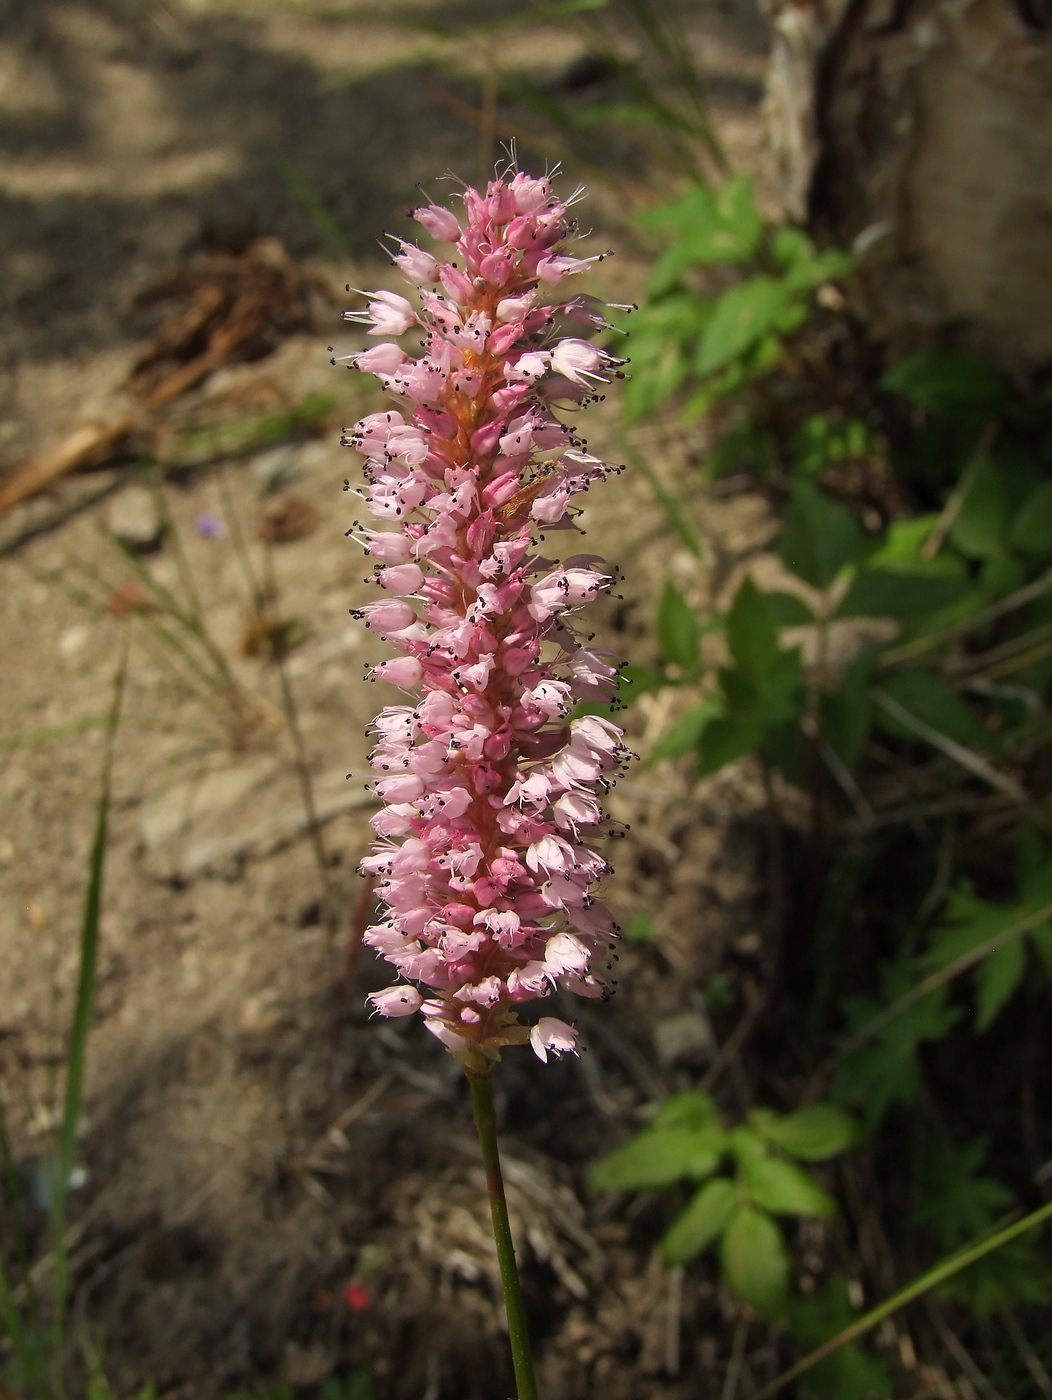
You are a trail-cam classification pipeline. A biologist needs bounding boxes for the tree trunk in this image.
[763,0,1052,373]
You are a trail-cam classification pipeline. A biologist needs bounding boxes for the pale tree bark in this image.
[763,0,1052,372]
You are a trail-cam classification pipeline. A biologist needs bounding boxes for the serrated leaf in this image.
[750,1104,859,1160]
[721,1205,789,1318]
[780,481,863,588]
[740,1155,836,1217]
[657,581,702,669]
[913,1137,1013,1250]
[790,1281,891,1400]
[938,1235,1052,1317]
[697,277,794,377]
[974,936,1026,1030]
[662,1177,738,1265]
[589,1127,724,1191]
[834,962,962,1127]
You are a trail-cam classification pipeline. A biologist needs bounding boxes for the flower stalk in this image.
[468,1069,539,1400]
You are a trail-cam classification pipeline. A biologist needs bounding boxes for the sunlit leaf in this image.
[721,1205,789,1317]
[652,1091,721,1132]
[662,1178,738,1265]
[697,277,794,377]
[740,1155,835,1218]
[589,1127,724,1190]
[750,1104,859,1161]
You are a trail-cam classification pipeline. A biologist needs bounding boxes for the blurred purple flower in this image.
[193,512,226,539]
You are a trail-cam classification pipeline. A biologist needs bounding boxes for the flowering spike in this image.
[345,172,626,1069]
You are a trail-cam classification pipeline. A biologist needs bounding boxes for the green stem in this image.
[467,1070,539,1400]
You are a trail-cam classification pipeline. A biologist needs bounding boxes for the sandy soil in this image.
[0,4,786,1396]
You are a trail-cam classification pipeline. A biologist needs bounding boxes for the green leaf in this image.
[728,1125,769,1168]
[927,887,1037,1030]
[662,1178,738,1265]
[619,292,701,422]
[657,581,702,669]
[646,696,722,764]
[750,1104,859,1161]
[652,1091,721,1132]
[975,937,1026,1029]
[740,1155,836,1217]
[950,458,1008,560]
[697,277,794,377]
[938,1234,1052,1317]
[789,1281,892,1400]
[697,580,804,775]
[726,577,782,680]
[721,1205,790,1317]
[696,711,766,776]
[836,568,970,621]
[876,669,995,752]
[1009,480,1052,559]
[834,962,962,1128]
[767,590,814,625]
[913,1138,1013,1250]
[821,654,873,769]
[780,481,863,588]
[640,176,763,296]
[589,1126,725,1190]
[881,350,1006,418]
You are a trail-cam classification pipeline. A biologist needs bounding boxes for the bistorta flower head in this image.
[343,168,630,1071]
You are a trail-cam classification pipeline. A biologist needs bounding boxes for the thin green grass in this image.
[48,644,127,1399]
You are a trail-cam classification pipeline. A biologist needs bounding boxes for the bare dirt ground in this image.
[0,3,788,1396]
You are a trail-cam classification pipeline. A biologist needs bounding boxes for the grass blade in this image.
[753,1201,1052,1399]
[49,643,127,1395]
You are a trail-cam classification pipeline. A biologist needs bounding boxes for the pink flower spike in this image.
[344,169,627,1070]
[529,1017,579,1062]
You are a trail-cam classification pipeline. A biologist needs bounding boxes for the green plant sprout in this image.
[590,1091,857,1318]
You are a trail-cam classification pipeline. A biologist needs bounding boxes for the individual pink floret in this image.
[343,169,629,1069]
